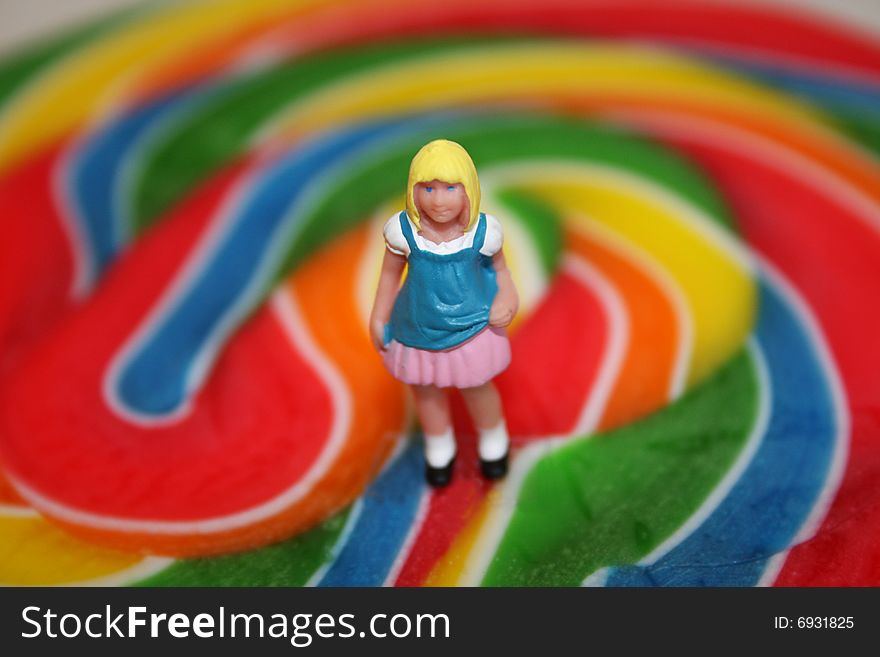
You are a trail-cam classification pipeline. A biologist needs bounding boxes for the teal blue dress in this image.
[384,212,498,351]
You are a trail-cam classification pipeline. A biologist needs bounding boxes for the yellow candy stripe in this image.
[424,488,500,587]
[269,43,828,145]
[0,515,169,586]
[521,169,755,387]
[0,0,322,172]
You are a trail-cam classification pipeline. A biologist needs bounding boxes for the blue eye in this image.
[425,186,433,192]
[447,186,455,191]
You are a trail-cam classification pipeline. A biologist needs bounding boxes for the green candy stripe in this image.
[483,349,759,586]
[493,188,564,277]
[274,115,736,290]
[831,113,880,159]
[131,37,737,235]
[132,37,494,225]
[134,509,351,587]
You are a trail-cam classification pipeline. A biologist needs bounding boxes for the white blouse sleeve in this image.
[383,214,409,256]
[479,213,504,257]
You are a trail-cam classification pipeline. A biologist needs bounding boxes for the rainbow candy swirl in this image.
[0,0,878,586]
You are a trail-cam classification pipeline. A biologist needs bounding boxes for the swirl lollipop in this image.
[0,0,877,586]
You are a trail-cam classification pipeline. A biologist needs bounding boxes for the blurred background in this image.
[3,0,880,54]
[0,0,878,587]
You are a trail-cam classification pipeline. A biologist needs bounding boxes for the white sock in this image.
[478,421,509,461]
[424,427,456,468]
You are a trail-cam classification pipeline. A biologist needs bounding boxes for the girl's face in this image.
[414,180,468,227]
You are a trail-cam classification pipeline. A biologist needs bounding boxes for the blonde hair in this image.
[405,139,481,231]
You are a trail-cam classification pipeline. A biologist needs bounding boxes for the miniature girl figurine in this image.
[369,139,518,487]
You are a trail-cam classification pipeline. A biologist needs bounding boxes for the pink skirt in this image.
[382,326,511,389]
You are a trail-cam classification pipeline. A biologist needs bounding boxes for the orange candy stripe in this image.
[567,228,679,431]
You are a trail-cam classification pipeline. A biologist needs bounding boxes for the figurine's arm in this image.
[369,248,407,351]
[489,249,519,328]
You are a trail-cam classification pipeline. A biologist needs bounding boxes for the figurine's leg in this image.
[411,384,456,486]
[459,381,509,479]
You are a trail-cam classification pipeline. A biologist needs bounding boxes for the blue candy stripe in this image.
[701,52,880,114]
[67,85,216,291]
[112,119,407,417]
[109,111,486,421]
[317,438,426,586]
[604,273,839,586]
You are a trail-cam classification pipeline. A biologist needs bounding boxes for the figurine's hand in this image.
[489,298,516,328]
[370,318,388,352]
[489,251,518,329]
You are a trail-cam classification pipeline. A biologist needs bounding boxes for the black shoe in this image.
[425,456,455,488]
[480,451,509,480]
